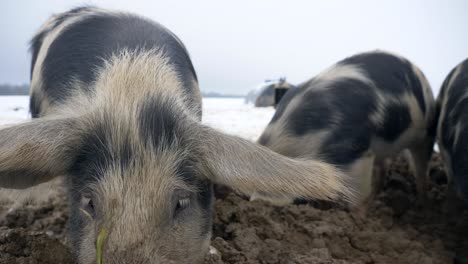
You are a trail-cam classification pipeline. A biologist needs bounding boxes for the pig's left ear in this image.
[0,117,80,189]
[196,126,355,204]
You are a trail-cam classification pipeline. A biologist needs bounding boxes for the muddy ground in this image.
[0,154,467,264]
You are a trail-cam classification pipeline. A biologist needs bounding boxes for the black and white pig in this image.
[257,51,437,209]
[437,58,468,202]
[0,7,353,264]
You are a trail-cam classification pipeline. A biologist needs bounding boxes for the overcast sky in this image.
[2,0,467,95]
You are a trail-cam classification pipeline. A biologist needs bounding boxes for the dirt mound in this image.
[1,155,467,264]
[0,184,72,264]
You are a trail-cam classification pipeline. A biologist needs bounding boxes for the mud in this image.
[0,181,72,264]
[1,154,467,264]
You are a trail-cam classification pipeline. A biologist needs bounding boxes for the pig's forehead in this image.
[68,118,200,187]
[74,150,197,188]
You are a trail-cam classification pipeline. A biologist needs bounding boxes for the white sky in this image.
[2,0,467,95]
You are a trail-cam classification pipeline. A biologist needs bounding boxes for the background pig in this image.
[258,51,437,209]
[437,58,468,202]
[0,6,353,264]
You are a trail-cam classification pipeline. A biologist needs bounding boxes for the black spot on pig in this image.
[317,78,377,165]
[376,102,411,142]
[139,96,180,148]
[320,125,372,166]
[287,89,333,135]
[327,78,377,123]
[70,118,134,190]
[36,10,198,105]
[285,78,377,137]
[340,52,426,114]
[340,52,407,94]
[29,7,95,79]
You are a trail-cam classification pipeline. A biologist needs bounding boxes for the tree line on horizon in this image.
[0,84,29,95]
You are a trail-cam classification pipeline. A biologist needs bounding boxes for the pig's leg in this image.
[348,151,376,216]
[408,138,433,204]
[439,150,462,212]
[373,158,391,195]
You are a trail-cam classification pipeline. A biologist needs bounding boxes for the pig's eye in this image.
[176,198,191,211]
[80,196,95,219]
[173,190,192,217]
[87,199,95,211]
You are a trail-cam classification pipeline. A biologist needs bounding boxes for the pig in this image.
[0,6,353,264]
[437,58,468,202]
[258,51,437,209]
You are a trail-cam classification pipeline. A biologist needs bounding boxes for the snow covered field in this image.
[0,96,275,141]
[0,96,30,125]
[202,98,274,140]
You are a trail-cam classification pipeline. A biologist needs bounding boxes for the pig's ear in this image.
[197,126,355,204]
[0,118,80,189]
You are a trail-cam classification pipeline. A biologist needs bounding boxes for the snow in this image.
[202,98,274,140]
[0,96,30,125]
[0,96,275,141]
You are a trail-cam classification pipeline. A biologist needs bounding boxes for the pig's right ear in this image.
[0,118,80,189]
